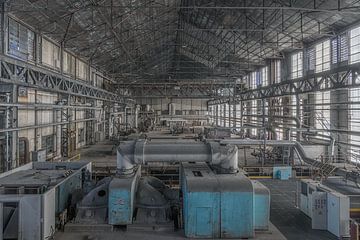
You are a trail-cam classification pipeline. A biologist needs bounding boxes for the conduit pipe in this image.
[241,114,303,128]
[117,140,238,175]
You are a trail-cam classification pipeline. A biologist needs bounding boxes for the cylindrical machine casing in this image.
[117,140,238,175]
[140,142,211,163]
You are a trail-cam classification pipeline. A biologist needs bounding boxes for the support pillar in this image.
[296,93,301,142]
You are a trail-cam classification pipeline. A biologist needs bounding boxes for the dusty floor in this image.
[55,223,286,240]
[259,179,337,240]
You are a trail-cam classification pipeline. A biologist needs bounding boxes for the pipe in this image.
[117,139,238,175]
[242,114,303,128]
[142,142,211,162]
[219,139,360,183]
[239,115,336,156]
[219,139,296,146]
[0,102,103,110]
[0,117,99,133]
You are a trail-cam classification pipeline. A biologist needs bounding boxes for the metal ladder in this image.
[314,112,360,164]
[310,154,338,180]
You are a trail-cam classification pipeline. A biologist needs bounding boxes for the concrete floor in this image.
[259,179,338,240]
[55,223,286,240]
[78,141,117,168]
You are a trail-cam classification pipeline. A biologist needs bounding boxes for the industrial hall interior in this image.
[5,0,360,239]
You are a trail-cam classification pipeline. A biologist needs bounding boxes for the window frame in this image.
[291,51,303,79]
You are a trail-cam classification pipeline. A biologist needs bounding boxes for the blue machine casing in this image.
[217,174,254,238]
[181,163,220,238]
[181,163,255,239]
[252,180,270,230]
[108,167,141,225]
[273,166,292,180]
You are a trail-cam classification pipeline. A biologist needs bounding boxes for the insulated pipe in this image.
[218,139,360,184]
[219,139,296,146]
[117,140,238,175]
[240,115,336,157]
[241,114,303,128]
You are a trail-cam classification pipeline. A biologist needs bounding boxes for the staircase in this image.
[314,112,360,163]
[310,155,337,180]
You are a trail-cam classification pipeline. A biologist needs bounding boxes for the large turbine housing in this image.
[117,139,238,175]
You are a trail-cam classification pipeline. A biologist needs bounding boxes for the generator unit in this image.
[181,162,255,238]
[75,139,270,239]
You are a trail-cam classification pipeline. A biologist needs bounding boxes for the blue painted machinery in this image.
[252,180,270,231]
[108,167,141,225]
[181,163,255,238]
[273,166,292,180]
[75,139,270,239]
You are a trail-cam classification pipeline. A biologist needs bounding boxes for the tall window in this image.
[219,104,224,127]
[251,100,257,136]
[217,105,221,126]
[274,60,281,83]
[306,48,315,71]
[235,104,241,128]
[349,88,360,162]
[76,59,89,81]
[314,91,331,139]
[42,38,61,70]
[8,18,35,61]
[250,72,257,89]
[350,26,360,64]
[332,34,348,64]
[94,74,104,88]
[212,106,216,125]
[229,104,234,127]
[261,67,269,86]
[291,52,303,79]
[315,40,330,73]
[63,51,76,76]
[224,103,229,127]
[209,106,214,124]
